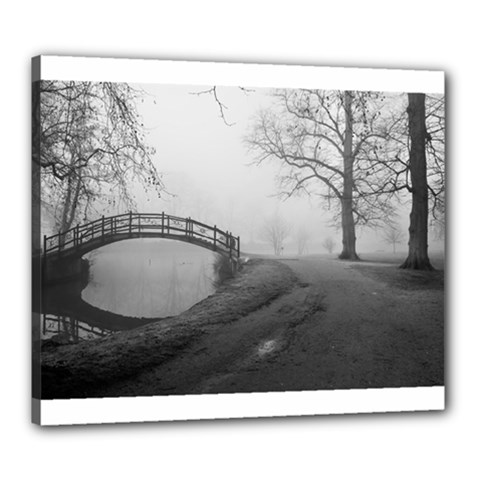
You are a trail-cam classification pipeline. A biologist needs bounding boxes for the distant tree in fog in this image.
[322,237,336,254]
[296,227,310,255]
[261,214,290,256]
[431,217,445,241]
[383,223,405,254]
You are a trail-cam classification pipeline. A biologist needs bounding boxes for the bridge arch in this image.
[42,212,240,284]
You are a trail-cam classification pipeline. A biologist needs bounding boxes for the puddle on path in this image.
[257,339,278,357]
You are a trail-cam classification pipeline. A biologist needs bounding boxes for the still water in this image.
[82,238,217,318]
[40,239,218,343]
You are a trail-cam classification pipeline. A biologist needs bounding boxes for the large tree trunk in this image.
[339,199,358,259]
[400,93,434,270]
[339,91,359,260]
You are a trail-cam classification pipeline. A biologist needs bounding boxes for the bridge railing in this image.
[44,212,240,259]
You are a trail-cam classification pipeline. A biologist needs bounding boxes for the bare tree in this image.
[425,95,445,243]
[357,94,444,218]
[190,86,254,126]
[261,214,290,256]
[33,81,165,234]
[383,223,405,254]
[322,237,336,254]
[246,89,400,260]
[296,227,310,256]
[431,216,445,241]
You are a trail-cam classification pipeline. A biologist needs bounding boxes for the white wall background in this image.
[1,1,476,478]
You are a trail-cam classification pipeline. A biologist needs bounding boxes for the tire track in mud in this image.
[195,284,326,394]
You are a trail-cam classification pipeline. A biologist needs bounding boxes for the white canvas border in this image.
[33,55,445,426]
[36,55,444,93]
[38,386,444,426]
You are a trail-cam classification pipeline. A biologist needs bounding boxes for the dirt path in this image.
[40,258,296,399]
[93,255,443,397]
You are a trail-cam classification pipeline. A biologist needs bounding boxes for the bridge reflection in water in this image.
[42,314,113,343]
[41,238,219,343]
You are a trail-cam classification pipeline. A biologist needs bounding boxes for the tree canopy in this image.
[33,81,165,233]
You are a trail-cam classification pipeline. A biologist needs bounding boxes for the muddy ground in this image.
[39,255,444,399]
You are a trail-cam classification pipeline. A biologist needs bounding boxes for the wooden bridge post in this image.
[43,235,47,257]
[102,215,105,243]
[129,211,133,236]
[237,236,240,258]
[213,225,217,250]
[75,317,79,340]
[161,212,165,235]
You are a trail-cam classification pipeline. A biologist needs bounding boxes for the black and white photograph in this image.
[32,57,444,424]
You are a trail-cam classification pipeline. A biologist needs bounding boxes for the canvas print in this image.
[32,57,444,425]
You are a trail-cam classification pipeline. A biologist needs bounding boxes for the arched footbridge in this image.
[44,212,240,259]
[41,212,240,284]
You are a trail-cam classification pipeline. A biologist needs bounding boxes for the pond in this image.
[40,238,219,342]
[82,238,217,318]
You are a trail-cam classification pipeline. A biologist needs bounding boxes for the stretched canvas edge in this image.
[31,55,445,426]
[37,386,444,426]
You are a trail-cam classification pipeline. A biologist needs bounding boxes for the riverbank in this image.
[40,258,297,399]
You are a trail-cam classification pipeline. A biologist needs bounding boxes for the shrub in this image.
[212,253,235,287]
